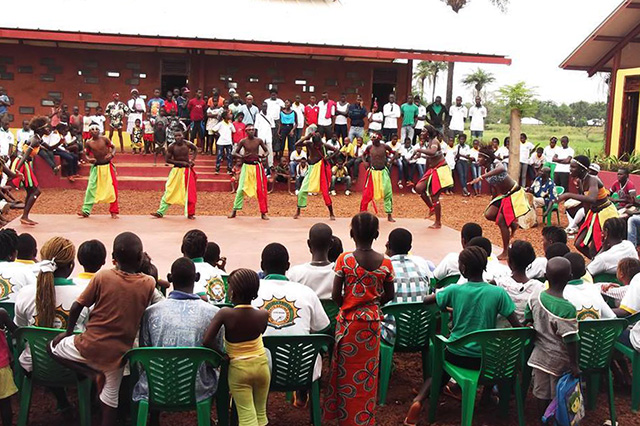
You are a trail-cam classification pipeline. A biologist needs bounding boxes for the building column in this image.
[605,50,621,155]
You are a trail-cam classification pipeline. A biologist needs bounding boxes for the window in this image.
[247,76,259,83]
[106,71,120,78]
[84,77,99,84]
[228,82,238,89]
[86,101,100,108]
[219,75,233,81]
[302,70,314,77]
[346,72,359,79]
[138,73,147,79]
[272,77,285,84]
[41,99,55,107]
[40,58,55,66]
[40,74,55,82]
[19,107,35,115]
[0,57,13,64]
[302,85,315,93]
[83,61,98,68]
[126,62,140,70]
[345,87,356,94]
[0,73,13,81]
[126,78,140,86]
[18,66,33,74]
[295,79,307,85]
[48,66,63,74]
[47,92,63,99]
[78,92,92,100]
[325,79,338,86]
[267,83,278,91]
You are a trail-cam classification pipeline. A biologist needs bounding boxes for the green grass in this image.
[479,123,605,156]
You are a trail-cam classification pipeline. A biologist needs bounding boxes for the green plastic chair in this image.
[545,186,565,226]
[320,299,339,336]
[14,327,92,426]
[378,303,439,405]
[592,273,621,284]
[436,274,460,289]
[0,300,16,357]
[125,347,229,426]
[544,161,556,180]
[615,311,640,412]
[428,328,535,426]
[263,334,333,426]
[578,318,626,425]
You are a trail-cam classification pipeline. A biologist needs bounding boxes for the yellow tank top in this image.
[224,305,266,360]
[597,186,609,200]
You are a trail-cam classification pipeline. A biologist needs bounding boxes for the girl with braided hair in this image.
[403,246,521,426]
[557,155,619,258]
[10,116,49,225]
[0,229,36,300]
[469,145,531,260]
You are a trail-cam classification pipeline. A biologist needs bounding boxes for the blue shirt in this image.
[347,104,367,127]
[280,110,296,125]
[133,291,221,402]
[0,95,9,115]
[531,176,556,209]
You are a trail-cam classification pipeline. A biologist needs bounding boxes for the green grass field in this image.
[480,123,605,156]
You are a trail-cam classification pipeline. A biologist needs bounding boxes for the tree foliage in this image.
[496,82,538,116]
[412,60,449,102]
[461,68,496,97]
[486,99,606,127]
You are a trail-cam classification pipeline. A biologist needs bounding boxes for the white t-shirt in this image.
[291,103,305,129]
[496,146,510,164]
[468,105,487,132]
[448,105,468,132]
[287,262,335,300]
[90,115,106,134]
[0,129,14,157]
[454,143,471,163]
[192,260,226,302]
[543,145,559,163]
[444,144,456,169]
[290,150,307,163]
[620,274,640,350]
[317,100,336,127]
[335,102,349,126]
[264,98,285,122]
[563,279,616,320]
[433,252,459,281]
[16,129,33,153]
[587,240,638,276]
[368,112,383,131]
[554,146,575,173]
[212,121,235,146]
[415,105,427,130]
[519,141,535,164]
[0,261,37,301]
[526,257,548,279]
[255,112,275,143]
[382,103,400,129]
[495,276,544,323]
[253,277,330,380]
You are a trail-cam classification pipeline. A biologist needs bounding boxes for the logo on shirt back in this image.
[206,277,226,303]
[576,306,599,321]
[0,275,13,299]
[34,305,70,329]
[259,296,300,329]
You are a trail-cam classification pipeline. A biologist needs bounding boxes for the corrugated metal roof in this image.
[560,0,640,74]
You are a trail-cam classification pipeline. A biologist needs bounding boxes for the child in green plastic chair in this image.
[203,268,270,426]
[524,256,580,422]
[404,246,521,426]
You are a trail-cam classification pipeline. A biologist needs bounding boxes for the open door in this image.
[371,68,397,109]
[619,76,640,158]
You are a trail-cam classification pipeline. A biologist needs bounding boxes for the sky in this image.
[425,0,621,104]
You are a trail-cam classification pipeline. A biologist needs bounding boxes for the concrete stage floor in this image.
[7,214,472,276]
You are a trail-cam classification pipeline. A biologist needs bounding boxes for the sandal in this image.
[404,401,422,426]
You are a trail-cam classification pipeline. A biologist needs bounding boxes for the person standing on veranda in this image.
[468,96,487,139]
[400,95,419,143]
[448,96,467,138]
[382,93,400,141]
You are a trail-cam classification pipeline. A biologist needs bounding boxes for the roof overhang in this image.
[0,28,511,66]
[560,0,640,75]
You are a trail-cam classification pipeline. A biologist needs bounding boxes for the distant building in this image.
[521,117,544,125]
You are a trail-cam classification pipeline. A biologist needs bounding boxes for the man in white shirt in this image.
[448,96,467,137]
[127,88,146,135]
[287,223,335,299]
[255,102,276,167]
[291,95,306,143]
[519,133,535,186]
[0,118,14,160]
[526,226,567,279]
[317,92,335,140]
[414,95,427,143]
[544,137,559,163]
[238,94,259,127]
[564,253,616,320]
[553,136,574,190]
[453,134,472,196]
[181,230,226,302]
[468,96,487,139]
[255,243,330,400]
[16,120,33,153]
[0,229,37,302]
[264,89,285,144]
[212,111,235,174]
[587,217,638,276]
[382,93,400,142]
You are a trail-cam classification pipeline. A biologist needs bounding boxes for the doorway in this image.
[619,91,639,158]
[161,75,188,96]
[371,68,398,109]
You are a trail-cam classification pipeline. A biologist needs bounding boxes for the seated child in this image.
[433,222,483,281]
[0,229,36,300]
[587,217,638,276]
[465,236,510,283]
[563,252,615,319]
[204,241,227,273]
[74,239,107,286]
[288,223,335,299]
[269,156,291,194]
[328,235,343,263]
[229,158,242,194]
[495,240,544,323]
[203,268,270,426]
[527,226,567,279]
[525,257,580,420]
[182,230,225,302]
[49,232,156,426]
[545,242,570,260]
[294,157,308,194]
[15,233,39,278]
[330,156,352,196]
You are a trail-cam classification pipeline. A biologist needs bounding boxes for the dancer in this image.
[360,131,395,222]
[78,124,119,219]
[10,116,48,226]
[469,146,531,260]
[228,124,270,220]
[151,129,198,219]
[414,125,454,229]
[557,155,619,258]
[293,131,337,220]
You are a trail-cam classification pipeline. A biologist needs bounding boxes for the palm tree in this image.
[415,61,449,102]
[413,61,431,99]
[462,68,496,98]
[443,0,509,13]
[496,82,537,179]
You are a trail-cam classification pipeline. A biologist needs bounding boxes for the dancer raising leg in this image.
[469,146,531,260]
[414,126,453,229]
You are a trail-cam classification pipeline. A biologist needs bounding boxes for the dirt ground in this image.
[5,188,630,426]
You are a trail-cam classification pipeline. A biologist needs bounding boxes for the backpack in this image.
[542,373,585,426]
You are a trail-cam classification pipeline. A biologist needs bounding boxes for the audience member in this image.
[74,239,106,286]
[527,226,567,279]
[287,223,335,299]
[587,217,638,276]
[433,222,482,281]
[181,230,225,302]
[0,229,36,300]
[563,252,615,319]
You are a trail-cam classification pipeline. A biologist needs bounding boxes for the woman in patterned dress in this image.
[325,212,395,426]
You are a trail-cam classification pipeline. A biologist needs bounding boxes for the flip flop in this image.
[404,401,422,426]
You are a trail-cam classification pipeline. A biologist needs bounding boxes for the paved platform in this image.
[7,214,469,277]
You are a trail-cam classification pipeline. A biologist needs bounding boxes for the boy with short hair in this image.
[0,229,36,299]
[562,252,615,319]
[181,230,225,303]
[15,233,37,264]
[74,239,107,286]
[204,242,226,273]
[527,226,568,279]
[287,223,335,299]
[49,232,156,426]
[587,217,638,276]
[330,157,352,196]
[433,222,482,281]
[525,257,580,420]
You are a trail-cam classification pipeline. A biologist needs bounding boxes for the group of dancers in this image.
[4,115,614,261]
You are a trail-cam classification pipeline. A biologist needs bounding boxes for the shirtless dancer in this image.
[228,124,270,220]
[413,125,454,229]
[78,123,119,218]
[360,131,395,222]
[294,131,337,220]
[151,129,198,219]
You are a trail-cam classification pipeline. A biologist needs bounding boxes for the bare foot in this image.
[110,213,119,219]
[150,212,163,218]
[77,212,89,218]
[330,215,336,221]
[497,251,508,261]
[187,215,196,220]
[20,218,37,226]
[428,222,441,229]
[388,214,396,222]
[261,213,270,220]
[228,210,237,219]
[293,208,301,219]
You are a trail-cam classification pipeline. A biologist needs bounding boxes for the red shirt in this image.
[610,179,636,206]
[232,121,246,144]
[187,98,206,121]
[305,104,319,126]
[164,100,178,115]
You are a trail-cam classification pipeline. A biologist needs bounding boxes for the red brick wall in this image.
[0,44,410,123]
